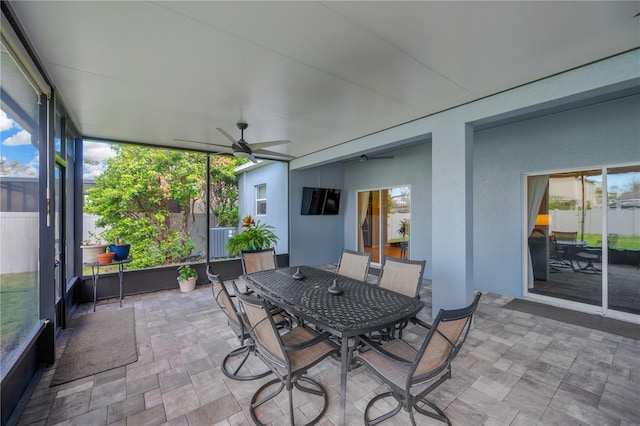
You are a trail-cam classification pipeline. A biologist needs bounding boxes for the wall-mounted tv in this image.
[301,187,341,215]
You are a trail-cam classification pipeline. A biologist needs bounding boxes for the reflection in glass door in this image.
[606,166,640,316]
[527,165,640,318]
[357,187,410,264]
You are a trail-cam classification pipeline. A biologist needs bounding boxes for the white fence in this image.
[0,212,39,274]
[550,207,640,236]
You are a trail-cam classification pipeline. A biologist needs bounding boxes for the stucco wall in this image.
[238,161,289,255]
[289,163,345,267]
[342,142,432,273]
[473,94,640,297]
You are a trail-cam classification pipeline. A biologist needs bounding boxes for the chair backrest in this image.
[207,267,243,335]
[241,248,278,274]
[410,292,482,386]
[552,231,577,242]
[235,290,287,368]
[336,249,371,282]
[377,256,426,299]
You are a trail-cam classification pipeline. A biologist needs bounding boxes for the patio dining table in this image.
[240,265,424,426]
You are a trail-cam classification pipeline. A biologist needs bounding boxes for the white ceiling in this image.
[9,1,640,161]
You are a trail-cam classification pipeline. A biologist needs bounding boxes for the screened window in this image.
[0,43,42,376]
[256,183,267,215]
[82,142,247,271]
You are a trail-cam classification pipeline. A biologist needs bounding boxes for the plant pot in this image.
[109,244,131,261]
[178,277,197,293]
[96,252,115,264]
[81,244,108,264]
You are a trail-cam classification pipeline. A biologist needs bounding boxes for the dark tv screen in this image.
[301,187,341,215]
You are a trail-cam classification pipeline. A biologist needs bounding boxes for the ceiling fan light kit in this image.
[358,153,394,162]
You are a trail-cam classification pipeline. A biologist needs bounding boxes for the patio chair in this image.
[550,231,578,271]
[354,292,482,426]
[235,290,339,426]
[336,248,372,282]
[207,267,272,381]
[241,248,278,274]
[376,256,426,339]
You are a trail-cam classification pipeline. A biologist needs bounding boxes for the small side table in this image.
[85,258,132,312]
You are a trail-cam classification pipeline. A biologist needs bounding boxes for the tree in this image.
[207,156,244,227]
[84,145,243,268]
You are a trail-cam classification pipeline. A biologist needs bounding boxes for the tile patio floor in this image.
[17,273,640,426]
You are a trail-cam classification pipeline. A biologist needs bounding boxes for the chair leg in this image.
[414,397,452,425]
[250,376,328,426]
[222,345,271,381]
[364,391,405,426]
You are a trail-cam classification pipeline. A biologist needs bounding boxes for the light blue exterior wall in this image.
[289,163,345,267]
[237,161,289,255]
[341,142,432,272]
[473,94,640,298]
[259,50,639,314]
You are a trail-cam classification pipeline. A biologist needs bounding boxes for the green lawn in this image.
[581,234,640,250]
[0,271,39,355]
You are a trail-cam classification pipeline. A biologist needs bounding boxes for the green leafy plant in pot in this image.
[225,215,279,257]
[177,264,198,292]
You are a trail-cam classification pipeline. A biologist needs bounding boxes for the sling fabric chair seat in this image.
[208,267,280,381]
[236,290,339,426]
[355,292,482,426]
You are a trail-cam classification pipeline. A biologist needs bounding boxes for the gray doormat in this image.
[51,308,138,386]
[504,299,640,341]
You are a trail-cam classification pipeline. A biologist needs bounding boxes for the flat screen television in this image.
[301,187,341,215]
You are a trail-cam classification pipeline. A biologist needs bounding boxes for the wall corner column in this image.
[431,121,474,313]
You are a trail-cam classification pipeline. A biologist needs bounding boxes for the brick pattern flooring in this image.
[17,270,640,426]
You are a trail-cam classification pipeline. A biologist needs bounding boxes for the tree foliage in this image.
[84,144,243,268]
[208,156,243,227]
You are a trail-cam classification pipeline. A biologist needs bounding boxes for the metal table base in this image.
[86,258,132,312]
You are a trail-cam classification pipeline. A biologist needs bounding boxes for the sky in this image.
[1,109,115,180]
[0,110,38,177]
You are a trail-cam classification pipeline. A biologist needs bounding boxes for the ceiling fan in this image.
[175,121,293,163]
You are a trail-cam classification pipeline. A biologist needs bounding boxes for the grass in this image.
[0,271,39,355]
[581,234,640,250]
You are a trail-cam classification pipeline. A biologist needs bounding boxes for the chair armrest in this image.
[358,334,414,364]
[410,317,432,330]
[283,331,335,351]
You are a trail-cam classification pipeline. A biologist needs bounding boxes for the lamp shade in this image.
[535,214,550,226]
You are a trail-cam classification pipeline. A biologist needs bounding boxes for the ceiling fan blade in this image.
[174,138,233,151]
[216,127,237,144]
[248,153,258,163]
[252,148,296,159]
[248,139,291,150]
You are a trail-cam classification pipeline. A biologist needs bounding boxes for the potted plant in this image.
[398,219,409,240]
[177,264,198,292]
[81,232,108,264]
[96,246,115,264]
[108,237,131,261]
[225,215,279,257]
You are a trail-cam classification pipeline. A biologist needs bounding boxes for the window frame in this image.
[255,183,267,216]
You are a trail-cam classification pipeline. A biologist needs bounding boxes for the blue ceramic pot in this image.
[109,244,130,261]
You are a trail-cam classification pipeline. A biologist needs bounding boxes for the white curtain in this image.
[527,175,549,289]
[357,191,370,251]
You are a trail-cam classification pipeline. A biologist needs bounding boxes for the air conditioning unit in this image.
[209,227,235,259]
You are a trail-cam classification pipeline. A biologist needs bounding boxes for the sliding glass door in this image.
[606,165,640,315]
[357,186,410,264]
[527,165,639,318]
